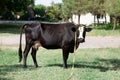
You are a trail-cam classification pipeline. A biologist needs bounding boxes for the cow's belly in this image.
[42,45,61,49]
[41,40,61,49]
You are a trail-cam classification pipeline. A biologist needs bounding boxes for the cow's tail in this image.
[18,25,25,62]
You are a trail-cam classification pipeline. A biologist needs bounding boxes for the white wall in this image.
[72,13,110,26]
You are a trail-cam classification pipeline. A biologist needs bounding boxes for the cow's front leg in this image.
[31,48,38,68]
[23,44,31,68]
[62,46,69,68]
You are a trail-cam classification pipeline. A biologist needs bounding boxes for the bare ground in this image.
[79,36,120,48]
[0,35,120,48]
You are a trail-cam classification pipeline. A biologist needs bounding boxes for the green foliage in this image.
[62,0,75,20]
[34,5,46,20]
[73,0,89,14]
[46,3,63,21]
[34,5,46,17]
[0,48,120,80]
[1,11,15,20]
[88,24,120,36]
[0,0,34,20]
[89,0,105,15]
[33,3,63,21]
[104,0,120,16]
[104,0,120,30]
[62,0,105,23]
[0,0,120,28]
[0,0,8,14]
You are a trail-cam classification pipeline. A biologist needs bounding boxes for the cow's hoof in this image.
[63,66,68,69]
[64,67,67,69]
[23,65,27,68]
[35,65,39,68]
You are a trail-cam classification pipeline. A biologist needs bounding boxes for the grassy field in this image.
[88,28,120,36]
[0,23,22,36]
[0,48,120,80]
[88,24,120,36]
[0,23,120,36]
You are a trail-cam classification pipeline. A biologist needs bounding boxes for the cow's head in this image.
[77,24,92,43]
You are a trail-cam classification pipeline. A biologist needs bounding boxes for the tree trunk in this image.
[104,14,107,24]
[97,17,99,25]
[113,16,117,30]
[70,14,73,23]
[97,14,100,25]
[110,16,113,24]
[118,17,120,25]
[78,14,81,25]
[94,15,96,26]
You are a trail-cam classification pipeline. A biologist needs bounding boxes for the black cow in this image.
[18,22,92,68]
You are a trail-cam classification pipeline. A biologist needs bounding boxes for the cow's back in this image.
[39,22,76,49]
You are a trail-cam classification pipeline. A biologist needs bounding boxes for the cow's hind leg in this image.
[62,46,69,68]
[23,44,31,68]
[31,48,38,68]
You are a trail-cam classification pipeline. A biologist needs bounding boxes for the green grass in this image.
[0,48,120,80]
[0,23,23,36]
[88,29,120,36]
[88,24,120,36]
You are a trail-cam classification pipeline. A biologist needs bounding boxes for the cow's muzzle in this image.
[78,38,85,43]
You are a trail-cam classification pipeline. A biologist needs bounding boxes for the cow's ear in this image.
[86,28,92,32]
[71,27,77,32]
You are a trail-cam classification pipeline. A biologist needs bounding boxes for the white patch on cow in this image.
[32,41,41,50]
[78,26,84,39]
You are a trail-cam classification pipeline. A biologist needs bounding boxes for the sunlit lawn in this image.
[88,24,120,36]
[0,48,120,80]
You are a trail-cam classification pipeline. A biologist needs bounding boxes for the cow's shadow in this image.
[0,64,37,80]
[46,58,120,72]
[0,64,21,80]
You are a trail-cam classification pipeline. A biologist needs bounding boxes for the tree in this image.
[34,2,63,22]
[73,0,90,24]
[34,4,46,20]
[0,0,35,20]
[45,2,62,21]
[0,0,7,14]
[62,0,75,21]
[88,0,105,26]
[51,2,63,21]
[62,0,92,24]
[104,0,120,30]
